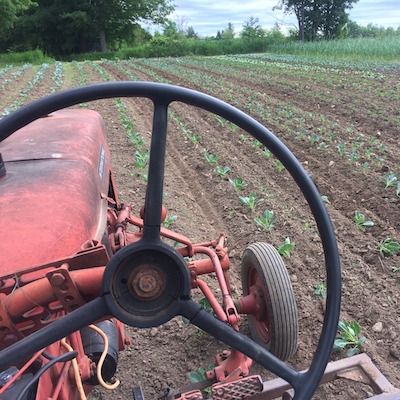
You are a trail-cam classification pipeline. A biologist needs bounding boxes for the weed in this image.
[163,215,177,229]
[215,165,231,178]
[313,282,327,299]
[354,211,374,231]
[379,238,400,257]
[239,193,259,212]
[334,320,366,357]
[229,177,245,191]
[277,237,294,258]
[255,210,275,231]
[204,151,218,165]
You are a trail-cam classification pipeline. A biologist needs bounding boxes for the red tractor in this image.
[0,83,396,400]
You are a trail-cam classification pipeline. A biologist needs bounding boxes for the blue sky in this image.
[164,0,400,36]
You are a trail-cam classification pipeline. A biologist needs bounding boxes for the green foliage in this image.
[188,367,208,384]
[281,0,358,41]
[313,282,327,299]
[162,214,177,228]
[276,237,294,258]
[204,151,218,165]
[384,173,397,188]
[353,211,374,231]
[0,49,53,65]
[239,193,259,211]
[215,165,231,178]
[266,36,400,61]
[334,320,366,357]
[275,160,285,172]
[241,16,265,39]
[134,151,149,169]
[229,177,245,191]
[255,210,275,231]
[379,238,400,257]
[1,0,173,56]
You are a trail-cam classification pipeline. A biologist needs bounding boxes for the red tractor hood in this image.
[0,109,111,276]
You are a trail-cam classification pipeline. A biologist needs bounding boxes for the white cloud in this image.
[167,0,399,36]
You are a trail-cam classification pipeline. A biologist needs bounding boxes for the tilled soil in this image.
[1,57,398,400]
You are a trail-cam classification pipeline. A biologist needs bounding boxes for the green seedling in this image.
[188,367,208,385]
[262,148,272,159]
[215,165,231,178]
[163,215,177,229]
[255,210,275,231]
[313,282,327,299]
[354,211,374,231]
[336,143,346,156]
[251,139,262,149]
[391,266,400,273]
[239,193,259,212]
[199,297,214,314]
[334,320,366,357]
[188,134,201,144]
[229,177,245,191]
[204,151,218,165]
[309,133,321,144]
[239,134,247,143]
[128,131,144,147]
[215,115,226,128]
[275,160,285,172]
[277,237,294,258]
[321,195,330,204]
[379,238,400,257]
[384,173,397,189]
[134,151,149,169]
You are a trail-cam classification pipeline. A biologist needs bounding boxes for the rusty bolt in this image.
[130,265,166,300]
[50,273,66,287]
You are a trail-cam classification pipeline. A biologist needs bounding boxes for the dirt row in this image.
[78,60,400,399]
[1,60,398,399]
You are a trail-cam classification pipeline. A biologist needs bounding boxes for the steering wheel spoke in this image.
[142,100,170,242]
[0,297,109,371]
[0,82,341,399]
[179,299,301,390]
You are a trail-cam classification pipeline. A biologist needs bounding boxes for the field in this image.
[1,54,399,399]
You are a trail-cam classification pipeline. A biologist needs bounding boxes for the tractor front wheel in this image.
[241,242,298,361]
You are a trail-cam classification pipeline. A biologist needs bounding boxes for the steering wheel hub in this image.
[103,241,191,328]
[129,264,166,300]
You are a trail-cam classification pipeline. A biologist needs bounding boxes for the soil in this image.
[1,58,399,399]
[85,59,399,399]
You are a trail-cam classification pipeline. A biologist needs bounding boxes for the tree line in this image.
[0,0,399,57]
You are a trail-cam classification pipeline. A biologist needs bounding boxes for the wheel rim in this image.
[247,265,272,344]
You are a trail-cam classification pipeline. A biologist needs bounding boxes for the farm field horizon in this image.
[0,53,399,399]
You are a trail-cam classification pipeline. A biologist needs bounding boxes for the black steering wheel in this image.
[0,82,341,400]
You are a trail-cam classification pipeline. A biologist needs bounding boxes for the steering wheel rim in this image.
[0,82,341,400]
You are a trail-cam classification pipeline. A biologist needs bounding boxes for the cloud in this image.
[168,0,399,36]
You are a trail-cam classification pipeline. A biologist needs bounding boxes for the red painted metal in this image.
[0,109,273,399]
[0,110,111,277]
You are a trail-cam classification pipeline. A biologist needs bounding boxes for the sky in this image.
[164,0,400,37]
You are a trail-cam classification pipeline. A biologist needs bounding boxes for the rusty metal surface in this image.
[249,353,400,400]
[0,110,111,277]
[212,375,263,400]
